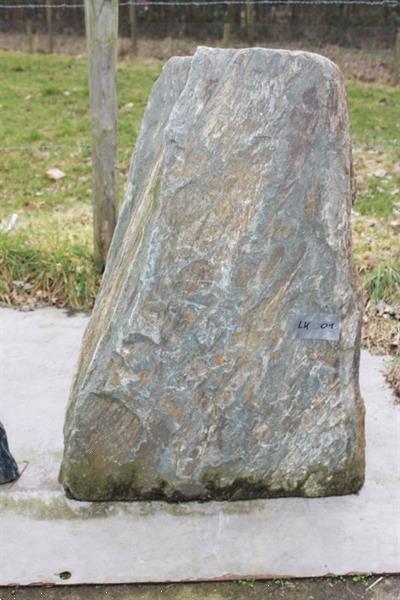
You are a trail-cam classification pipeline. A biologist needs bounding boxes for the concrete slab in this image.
[0,307,399,586]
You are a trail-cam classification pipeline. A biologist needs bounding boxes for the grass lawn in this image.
[0,51,399,356]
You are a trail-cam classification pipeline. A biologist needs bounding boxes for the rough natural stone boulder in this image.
[0,422,19,484]
[60,47,365,502]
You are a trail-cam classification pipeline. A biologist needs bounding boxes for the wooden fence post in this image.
[128,4,138,55]
[393,29,400,85]
[45,0,53,53]
[85,0,119,269]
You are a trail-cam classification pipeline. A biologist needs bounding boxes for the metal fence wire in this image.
[0,1,399,8]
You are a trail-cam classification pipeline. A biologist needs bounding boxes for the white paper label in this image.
[292,314,341,341]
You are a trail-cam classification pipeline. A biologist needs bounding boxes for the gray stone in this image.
[0,421,19,484]
[60,47,365,502]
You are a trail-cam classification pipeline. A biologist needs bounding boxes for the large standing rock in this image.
[60,47,365,501]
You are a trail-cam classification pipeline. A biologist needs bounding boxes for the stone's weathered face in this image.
[60,47,365,502]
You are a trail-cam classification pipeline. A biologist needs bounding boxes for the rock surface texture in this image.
[60,47,365,502]
[0,422,19,484]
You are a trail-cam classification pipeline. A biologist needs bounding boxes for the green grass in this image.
[0,51,399,336]
[347,82,400,219]
[0,230,100,310]
[0,52,161,216]
[347,83,400,149]
[356,176,396,218]
[364,264,400,305]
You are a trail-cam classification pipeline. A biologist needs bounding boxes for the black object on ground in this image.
[0,421,19,484]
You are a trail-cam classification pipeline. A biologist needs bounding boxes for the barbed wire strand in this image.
[0,0,398,9]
